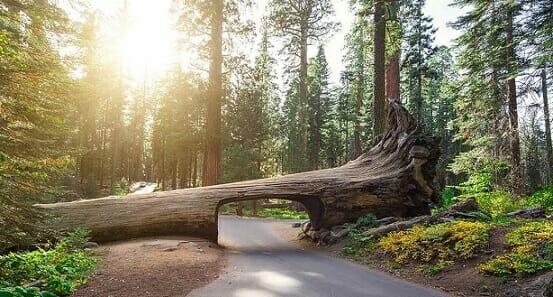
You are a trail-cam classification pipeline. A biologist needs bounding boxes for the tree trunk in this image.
[415,5,423,122]
[202,0,223,186]
[373,0,386,144]
[111,0,127,187]
[386,55,400,101]
[298,21,309,172]
[352,53,364,160]
[506,8,522,195]
[310,93,321,170]
[385,0,400,103]
[542,69,552,183]
[36,101,440,243]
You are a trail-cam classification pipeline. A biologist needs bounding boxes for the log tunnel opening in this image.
[214,196,325,244]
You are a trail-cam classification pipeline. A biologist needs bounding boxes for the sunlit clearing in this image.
[253,271,301,292]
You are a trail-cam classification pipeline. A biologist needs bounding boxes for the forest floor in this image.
[67,218,546,297]
[71,236,224,297]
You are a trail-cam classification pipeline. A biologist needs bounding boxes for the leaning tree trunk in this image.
[36,100,440,243]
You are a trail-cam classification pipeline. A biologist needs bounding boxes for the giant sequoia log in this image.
[35,100,440,243]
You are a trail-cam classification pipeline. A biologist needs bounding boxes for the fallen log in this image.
[35,100,440,243]
[362,198,481,238]
[506,207,546,219]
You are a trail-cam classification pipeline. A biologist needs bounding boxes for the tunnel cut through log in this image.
[35,100,440,243]
[215,196,325,227]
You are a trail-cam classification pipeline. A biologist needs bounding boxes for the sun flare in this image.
[117,0,180,81]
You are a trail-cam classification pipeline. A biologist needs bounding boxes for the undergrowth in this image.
[256,208,309,220]
[0,228,99,297]
[379,221,489,267]
[480,221,553,276]
[341,220,490,275]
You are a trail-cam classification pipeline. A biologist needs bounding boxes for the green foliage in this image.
[400,0,437,121]
[356,213,377,227]
[480,221,553,276]
[473,192,519,218]
[448,178,553,218]
[340,228,375,259]
[424,261,453,277]
[440,187,455,208]
[0,0,80,252]
[256,208,309,220]
[0,286,56,297]
[450,0,519,189]
[489,216,515,227]
[525,185,553,212]
[0,152,8,163]
[378,221,489,267]
[450,165,523,217]
[57,229,90,252]
[0,230,98,296]
[109,183,127,196]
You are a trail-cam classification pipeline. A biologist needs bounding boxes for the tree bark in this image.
[542,69,552,183]
[373,0,386,144]
[202,0,223,186]
[36,101,440,244]
[352,48,364,160]
[385,0,400,103]
[506,8,522,195]
[298,20,309,172]
[386,55,400,101]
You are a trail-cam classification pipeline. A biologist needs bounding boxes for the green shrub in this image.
[110,183,127,196]
[440,187,456,208]
[356,213,377,227]
[525,185,553,211]
[489,215,515,227]
[473,191,520,217]
[57,229,90,252]
[424,261,453,276]
[0,286,57,297]
[0,229,98,296]
[480,221,553,276]
[340,228,375,258]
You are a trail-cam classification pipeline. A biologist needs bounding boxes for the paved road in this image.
[129,182,157,195]
[188,217,447,297]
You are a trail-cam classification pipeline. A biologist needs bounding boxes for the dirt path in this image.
[72,236,224,297]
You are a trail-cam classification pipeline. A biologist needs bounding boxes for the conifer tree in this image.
[269,0,337,171]
[401,0,436,122]
[451,0,523,193]
[307,46,334,169]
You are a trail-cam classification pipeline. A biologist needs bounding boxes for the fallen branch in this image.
[362,198,480,237]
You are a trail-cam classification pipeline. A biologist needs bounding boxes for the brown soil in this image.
[71,236,224,297]
[279,224,550,297]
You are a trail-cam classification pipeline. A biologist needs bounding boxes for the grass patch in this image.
[257,208,309,220]
[480,220,553,276]
[0,229,99,296]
